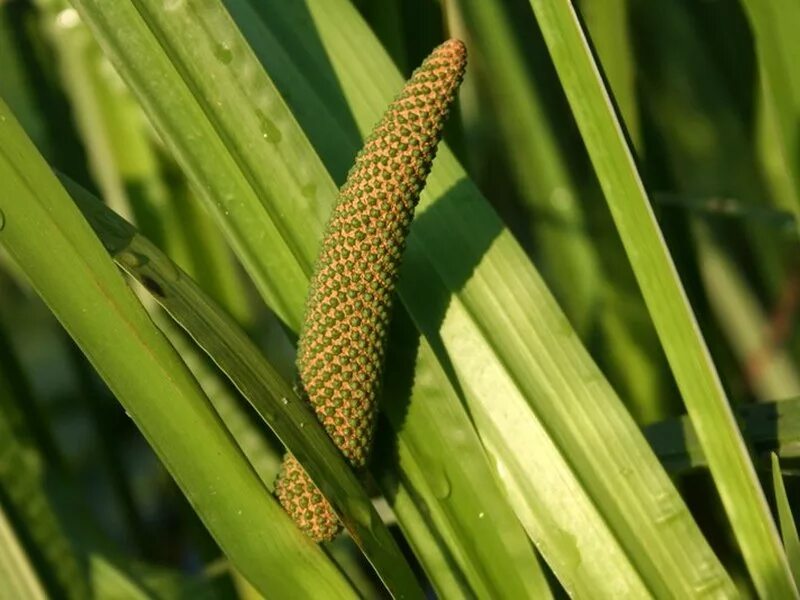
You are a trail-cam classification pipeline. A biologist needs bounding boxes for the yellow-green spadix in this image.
[275,39,467,542]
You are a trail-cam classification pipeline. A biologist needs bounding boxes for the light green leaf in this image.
[65,176,424,600]
[236,0,733,595]
[0,504,47,600]
[740,0,800,217]
[772,454,800,585]
[649,398,800,473]
[523,0,793,594]
[69,0,730,594]
[0,98,355,599]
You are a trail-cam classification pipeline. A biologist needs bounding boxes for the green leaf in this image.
[576,0,640,150]
[772,454,800,585]
[648,397,800,473]
[64,175,424,600]
[448,0,602,333]
[523,0,793,593]
[66,0,549,596]
[69,0,730,594]
[0,504,47,600]
[692,220,800,401]
[0,334,89,600]
[234,0,733,595]
[740,0,800,218]
[378,311,553,598]
[0,98,355,599]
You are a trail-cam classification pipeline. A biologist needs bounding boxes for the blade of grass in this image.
[740,0,800,218]
[68,0,317,330]
[382,488,473,599]
[0,393,89,599]
[524,0,795,594]
[236,0,734,594]
[40,0,251,323]
[43,0,277,499]
[647,397,800,472]
[66,1,552,596]
[0,99,355,599]
[70,174,552,598]
[377,311,553,598]
[449,0,670,425]
[575,0,640,150]
[64,176,424,600]
[772,453,800,584]
[692,219,800,401]
[633,0,789,304]
[0,504,47,600]
[1,297,200,600]
[161,320,281,488]
[450,0,602,334]
[70,0,732,594]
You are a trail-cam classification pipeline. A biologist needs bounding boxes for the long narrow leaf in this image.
[648,398,800,473]
[70,0,732,594]
[740,0,800,217]
[0,505,47,600]
[65,176,424,600]
[451,0,601,333]
[0,99,355,599]
[67,1,552,596]
[523,1,794,593]
[235,0,734,595]
[772,454,800,584]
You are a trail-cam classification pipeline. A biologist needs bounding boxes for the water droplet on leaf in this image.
[213,42,233,65]
[431,470,451,500]
[255,109,282,143]
[301,183,317,200]
[55,8,81,29]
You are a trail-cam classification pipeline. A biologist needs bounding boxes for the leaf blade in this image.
[523,0,795,594]
[0,98,355,599]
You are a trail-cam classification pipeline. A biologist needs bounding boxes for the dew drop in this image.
[55,8,80,29]
[299,422,305,428]
[431,470,451,500]
[478,511,485,519]
[301,183,316,200]
[255,109,282,143]
[554,527,582,571]
[117,251,142,269]
[213,42,233,65]
[281,397,289,405]
[163,0,184,11]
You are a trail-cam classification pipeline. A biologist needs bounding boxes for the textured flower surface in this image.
[274,39,467,542]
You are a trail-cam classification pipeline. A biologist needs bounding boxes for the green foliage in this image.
[1,0,799,597]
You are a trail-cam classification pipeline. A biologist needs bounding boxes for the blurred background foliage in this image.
[1,0,800,597]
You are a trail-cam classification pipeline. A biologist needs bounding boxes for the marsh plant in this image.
[1,0,800,598]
